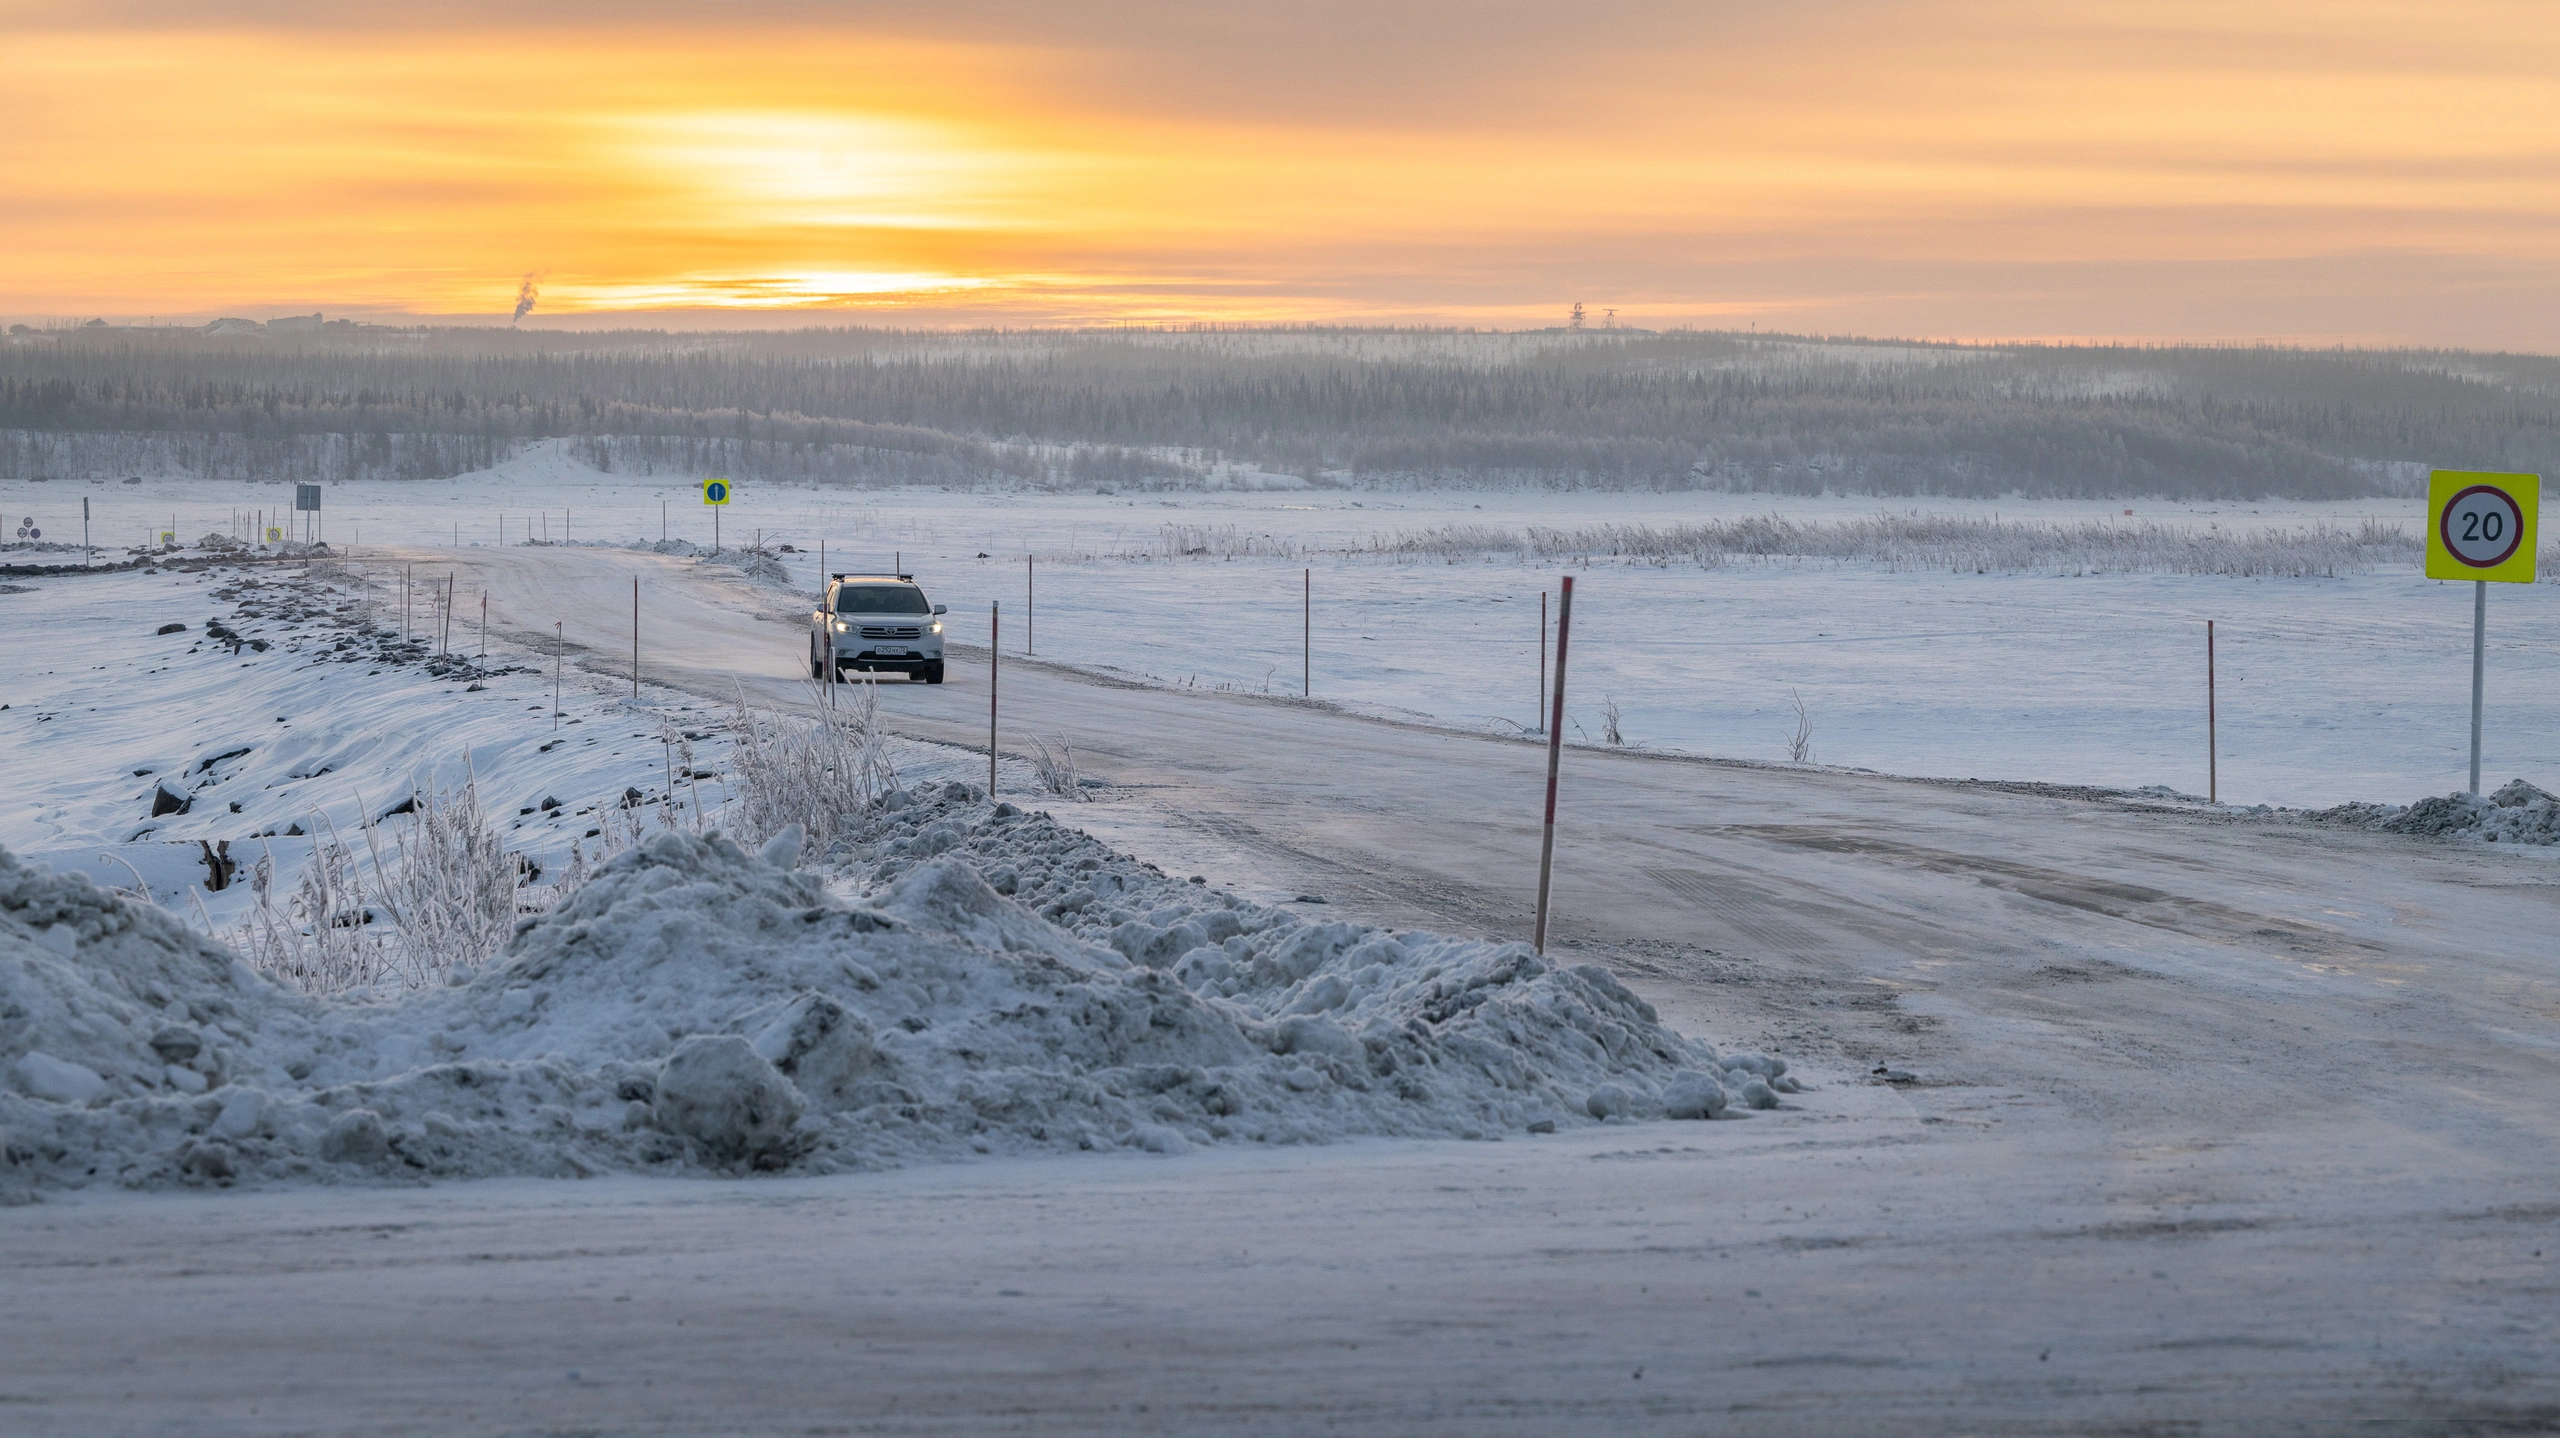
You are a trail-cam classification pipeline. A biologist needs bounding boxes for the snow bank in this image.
[2,788,1793,1197]
[624,537,791,586]
[2308,779,2560,846]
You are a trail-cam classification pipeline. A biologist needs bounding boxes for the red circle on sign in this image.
[2441,484,2524,569]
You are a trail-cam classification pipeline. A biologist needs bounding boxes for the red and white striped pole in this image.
[1533,575,1575,954]
[988,600,1000,798]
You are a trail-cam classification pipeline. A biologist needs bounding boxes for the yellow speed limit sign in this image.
[2427,470,2538,583]
[701,477,732,506]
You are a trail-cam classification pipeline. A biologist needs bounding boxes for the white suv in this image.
[810,574,948,683]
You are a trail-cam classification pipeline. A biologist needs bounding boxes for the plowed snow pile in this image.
[2307,779,2560,846]
[3,787,1793,1197]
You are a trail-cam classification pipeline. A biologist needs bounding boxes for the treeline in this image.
[1,326,2554,497]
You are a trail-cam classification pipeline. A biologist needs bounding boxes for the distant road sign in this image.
[295,483,321,512]
[702,478,732,506]
[2427,471,2538,583]
[266,526,282,542]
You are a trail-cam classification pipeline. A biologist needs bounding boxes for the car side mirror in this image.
[932,604,947,615]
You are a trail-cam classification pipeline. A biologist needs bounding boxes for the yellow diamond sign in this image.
[2425,470,2538,583]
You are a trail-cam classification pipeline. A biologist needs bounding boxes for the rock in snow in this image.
[0,789,1797,1193]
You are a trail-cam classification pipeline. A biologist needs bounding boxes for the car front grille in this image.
[857,625,924,639]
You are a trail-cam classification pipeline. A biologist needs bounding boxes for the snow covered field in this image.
[11,455,2553,808]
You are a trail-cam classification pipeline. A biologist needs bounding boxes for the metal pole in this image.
[989,601,1000,798]
[2206,620,2218,804]
[441,574,453,654]
[553,622,562,730]
[1027,554,1034,655]
[480,591,487,658]
[1533,576,1576,954]
[633,577,641,698]
[1540,589,1548,732]
[1303,568,1311,696]
[2470,579,2487,795]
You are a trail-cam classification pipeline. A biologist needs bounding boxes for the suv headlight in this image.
[832,620,849,632]
[929,621,942,634]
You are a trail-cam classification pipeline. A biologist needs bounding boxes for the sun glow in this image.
[4,3,2559,343]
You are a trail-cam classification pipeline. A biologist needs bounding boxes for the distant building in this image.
[203,317,264,336]
[266,313,326,334]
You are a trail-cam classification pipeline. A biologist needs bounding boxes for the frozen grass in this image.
[726,679,899,854]
[1060,514,2481,579]
[1787,691,1816,764]
[1028,734,1086,800]
[237,778,526,994]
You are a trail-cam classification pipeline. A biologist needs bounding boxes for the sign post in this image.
[2425,470,2540,794]
[702,477,731,553]
[295,483,321,544]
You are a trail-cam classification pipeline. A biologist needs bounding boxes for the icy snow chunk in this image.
[320,1109,389,1165]
[758,825,803,871]
[1585,1084,1642,1120]
[654,1035,805,1165]
[209,1087,266,1140]
[1661,1070,1727,1120]
[148,1025,202,1063]
[15,1052,107,1106]
[746,992,877,1104]
[37,924,76,959]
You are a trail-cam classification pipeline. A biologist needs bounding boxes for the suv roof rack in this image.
[828,573,915,582]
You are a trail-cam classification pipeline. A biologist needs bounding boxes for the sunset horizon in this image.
[8,1,2558,349]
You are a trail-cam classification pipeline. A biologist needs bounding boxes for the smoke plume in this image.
[511,274,539,324]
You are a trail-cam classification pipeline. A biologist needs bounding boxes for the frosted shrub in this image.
[237,824,394,994]
[239,777,528,994]
[1029,734,1085,799]
[377,779,518,981]
[728,680,898,854]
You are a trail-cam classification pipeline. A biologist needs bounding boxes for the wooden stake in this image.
[2206,620,2218,804]
[479,591,487,658]
[1539,589,1549,732]
[632,577,640,697]
[1027,554,1034,655]
[1303,568,1311,696]
[553,622,562,730]
[1533,576,1577,954]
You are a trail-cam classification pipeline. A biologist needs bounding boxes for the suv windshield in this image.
[835,584,930,615]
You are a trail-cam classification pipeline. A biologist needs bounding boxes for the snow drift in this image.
[3,787,1793,1197]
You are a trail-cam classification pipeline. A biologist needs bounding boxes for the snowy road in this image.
[9,542,2560,1434]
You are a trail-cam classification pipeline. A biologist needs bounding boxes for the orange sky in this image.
[5,0,2557,345]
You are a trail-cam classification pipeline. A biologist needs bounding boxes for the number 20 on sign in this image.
[2427,470,2537,583]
